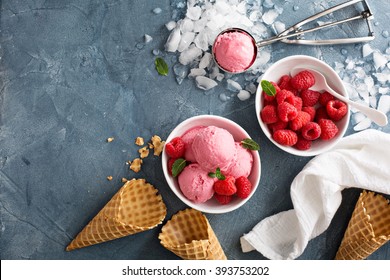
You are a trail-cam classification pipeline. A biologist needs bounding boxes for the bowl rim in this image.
[162,114,261,214]
[255,55,350,157]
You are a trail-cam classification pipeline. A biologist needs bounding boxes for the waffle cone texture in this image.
[159,208,227,260]
[335,191,390,260]
[66,178,166,251]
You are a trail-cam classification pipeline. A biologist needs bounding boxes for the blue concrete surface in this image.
[0,0,389,260]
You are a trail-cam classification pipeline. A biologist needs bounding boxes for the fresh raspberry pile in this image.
[260,70,348,150]
[213,175,252,204]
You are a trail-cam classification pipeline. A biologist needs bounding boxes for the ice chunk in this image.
[206,14,226,30]
[209,65,220,80]
[152,49,160,56]
[188,68,206,78]
[179,18,194,33]
[216,73,225,81]
[226,79,242,92]
[153,8,162,14]
[237,90,251,101]
[194,30,209,51]
[199,52,212,69]
[245,82,257,94]
[373,52,387,70]
[195,76,218,90]
[236,1,247,14]
[165,21,177,31]
[215,1,230,15]
[352,112,366,125]
[273,21,285,34]
[362,44,373,57]
[178,32,195,52]
[263,0,274,8]
[193,17,208,33]
[165,28,181,52]
[219,93,230,102]
[173,63,189,85]
[378,87,389,95]
[187,6,202,20]
[144,34,153,44]
[353,117,372,131]
[263,10,279,25]
[377,95,390,114]
[179,44,202,65]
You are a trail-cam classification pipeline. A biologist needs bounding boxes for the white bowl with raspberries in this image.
[162,115,261,214]
[256,55,350,157]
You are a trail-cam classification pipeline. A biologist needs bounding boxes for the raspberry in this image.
[326,100,348,121]
[276,89,295,105]
[235,176,252,199]
[290,70,315,90]
[273,129,298,146]
[319,119,339,140]
[165,137,185,158]
[167,158,176,175]
[301,122,321,140]
[293,96,303,111]
[263,81,280,102]
[301,89,320,107]
[319,91,335,106]
[302,106,316,121]
[289,111,311,131]
[294,135,312,150]
[260,104,278,124]
[278,102,298,122]
[278,75,298,95]
[213,176,236,196]
[315,106,329,122]
[214,193,233,205]
[268,120,288,133]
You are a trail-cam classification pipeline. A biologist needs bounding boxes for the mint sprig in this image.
[172,158,186,177]
[261,80,276,97]
[155,57,169,76]
[241,138,260,151]
[208,167,225,180]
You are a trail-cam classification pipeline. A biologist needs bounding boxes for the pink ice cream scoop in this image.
[212,29,257,73]
[178,163,215,203]
[181,125,206,163]
[226,142,253,179]
[192,125,236,173]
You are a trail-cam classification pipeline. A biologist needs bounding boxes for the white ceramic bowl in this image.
[255,55,350,157]
[162,115,261,214]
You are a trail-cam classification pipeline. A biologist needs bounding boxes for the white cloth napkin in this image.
[240,129,390,260]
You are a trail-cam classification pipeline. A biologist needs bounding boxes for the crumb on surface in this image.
[130,158,142,172]
[107,176,113,181]
[135,137,144,146]
[138,146,149,158]
[151,135,165,156]
[121,178,128,183]
[107,137,114,143]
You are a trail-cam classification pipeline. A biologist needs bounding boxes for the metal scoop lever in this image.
[291,67,388,127]
[256,0,374,47]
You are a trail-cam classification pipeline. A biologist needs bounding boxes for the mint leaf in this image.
[172,158,186,177]
[155,57,169,76]
[261,80,276,97]
[208,167,225,180]
[241,138,260,151]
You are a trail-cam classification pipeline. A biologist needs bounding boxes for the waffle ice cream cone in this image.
[335,191,390,260]
[66,178,166,251]
[159,208,227,260]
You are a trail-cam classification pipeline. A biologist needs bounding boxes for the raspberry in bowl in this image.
[255,55,350,156]
[162,115,261,214]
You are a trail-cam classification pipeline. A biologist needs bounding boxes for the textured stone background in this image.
[0,0,389,259]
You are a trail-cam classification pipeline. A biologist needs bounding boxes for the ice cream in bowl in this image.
[162,115,261,214]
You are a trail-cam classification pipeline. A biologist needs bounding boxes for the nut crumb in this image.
[121,178,128,183]
[130,158,142,172]
[138,146,149,158]
[135,137,144,146]
[107,176,113,181]
[151,135,165,156]
[107,137,114,143]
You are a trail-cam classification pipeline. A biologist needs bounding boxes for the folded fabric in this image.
[240,129,390,260]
